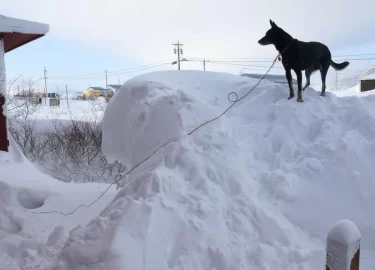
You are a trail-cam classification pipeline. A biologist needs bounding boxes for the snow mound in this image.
[0,137,117,269]
[62,70,375,269]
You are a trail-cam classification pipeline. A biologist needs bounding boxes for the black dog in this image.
[258,20,349,102]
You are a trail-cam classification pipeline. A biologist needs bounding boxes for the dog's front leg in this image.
[295,70,304,103]
[285,69,295,100]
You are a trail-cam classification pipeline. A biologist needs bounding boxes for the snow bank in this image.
[0,136,117,269]
[3,69,368,269]
[49,69,373,270]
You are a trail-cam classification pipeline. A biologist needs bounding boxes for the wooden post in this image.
[0,38,8,152]
[326,219,361,270]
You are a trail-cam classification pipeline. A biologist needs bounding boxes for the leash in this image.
[34,54,280,216]
[188,54,280,135]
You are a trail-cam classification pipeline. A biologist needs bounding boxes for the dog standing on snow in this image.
[258,20,350,102]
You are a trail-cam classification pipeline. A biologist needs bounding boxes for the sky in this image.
[1,0,375,93]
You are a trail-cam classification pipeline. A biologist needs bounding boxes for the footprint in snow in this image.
[18,190,47,210]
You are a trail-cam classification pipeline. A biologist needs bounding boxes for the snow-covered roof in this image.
[358,67,375,81]
[0,14,49,35]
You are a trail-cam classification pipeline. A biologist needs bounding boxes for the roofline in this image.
[357,67,375,80]
[0,14,49,35]
[1,33,45,53]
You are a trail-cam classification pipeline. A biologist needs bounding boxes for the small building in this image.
[0,14,49,152]
[107,84,122,94]
[85,86,109,97]
[241,73,297,86]
[47,92,60,99]
[358,67,375,92]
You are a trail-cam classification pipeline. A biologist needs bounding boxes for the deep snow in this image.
[104,70,375,269]
[0,137,117,269]
[2,70,375,269]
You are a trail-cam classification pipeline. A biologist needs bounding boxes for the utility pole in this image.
[66,85,69,108]
[105,70,108,97]
[172,41,184,70]
[44,66,48,105]
[203,59,206,71]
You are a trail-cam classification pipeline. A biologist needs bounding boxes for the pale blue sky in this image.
[5,35,145,93]
[2,0,375,93]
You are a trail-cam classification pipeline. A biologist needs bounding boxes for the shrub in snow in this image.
[6,89,126,184]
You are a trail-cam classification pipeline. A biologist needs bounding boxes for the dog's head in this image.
[258,20,281,46]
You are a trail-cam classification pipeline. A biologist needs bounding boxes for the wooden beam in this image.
[0,38,7,152]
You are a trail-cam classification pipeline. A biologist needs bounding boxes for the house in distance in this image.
[358,67,375,92]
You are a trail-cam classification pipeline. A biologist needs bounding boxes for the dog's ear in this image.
[269,19,277,28]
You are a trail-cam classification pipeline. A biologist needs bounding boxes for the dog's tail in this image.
[330,60,350,71]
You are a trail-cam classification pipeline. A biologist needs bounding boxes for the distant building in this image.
[358,67,375,92]
[47,92,60,99]
[86,86,107,96]
[241,73,297,86]
[107,84,122,94]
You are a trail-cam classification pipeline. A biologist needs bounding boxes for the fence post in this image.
[326,219,361,270]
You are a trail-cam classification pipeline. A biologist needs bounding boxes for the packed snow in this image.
[2,70,375,269]
[0,137,117,269]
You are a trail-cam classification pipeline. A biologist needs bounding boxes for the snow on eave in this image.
[0,14,49,35]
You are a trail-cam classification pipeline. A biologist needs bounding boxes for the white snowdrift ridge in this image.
[20,70,375,269]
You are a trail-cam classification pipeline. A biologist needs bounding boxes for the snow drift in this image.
[0,137,117,269]
[60,70,375,269]
[4,69,375,269]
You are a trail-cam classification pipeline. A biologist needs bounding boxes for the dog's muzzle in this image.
[258,37,270,46]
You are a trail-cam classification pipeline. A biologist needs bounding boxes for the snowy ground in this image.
[2,70,375,269]
[0,138,117,269]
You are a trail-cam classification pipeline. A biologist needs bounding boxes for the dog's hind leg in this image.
[285,69,295,100]
[295,70,304,103]
[319,61,330,97]
[304,64,320,91]
[303,68,312,91]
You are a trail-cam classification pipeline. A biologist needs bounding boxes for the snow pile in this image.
[3,69,375,269]
[53,70,375,269]
[0,137,117,269]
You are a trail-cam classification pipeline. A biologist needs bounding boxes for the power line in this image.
[185,58,370,73]
[186,55,375,63]
[48,61,173,81]
[48,60,175,79]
